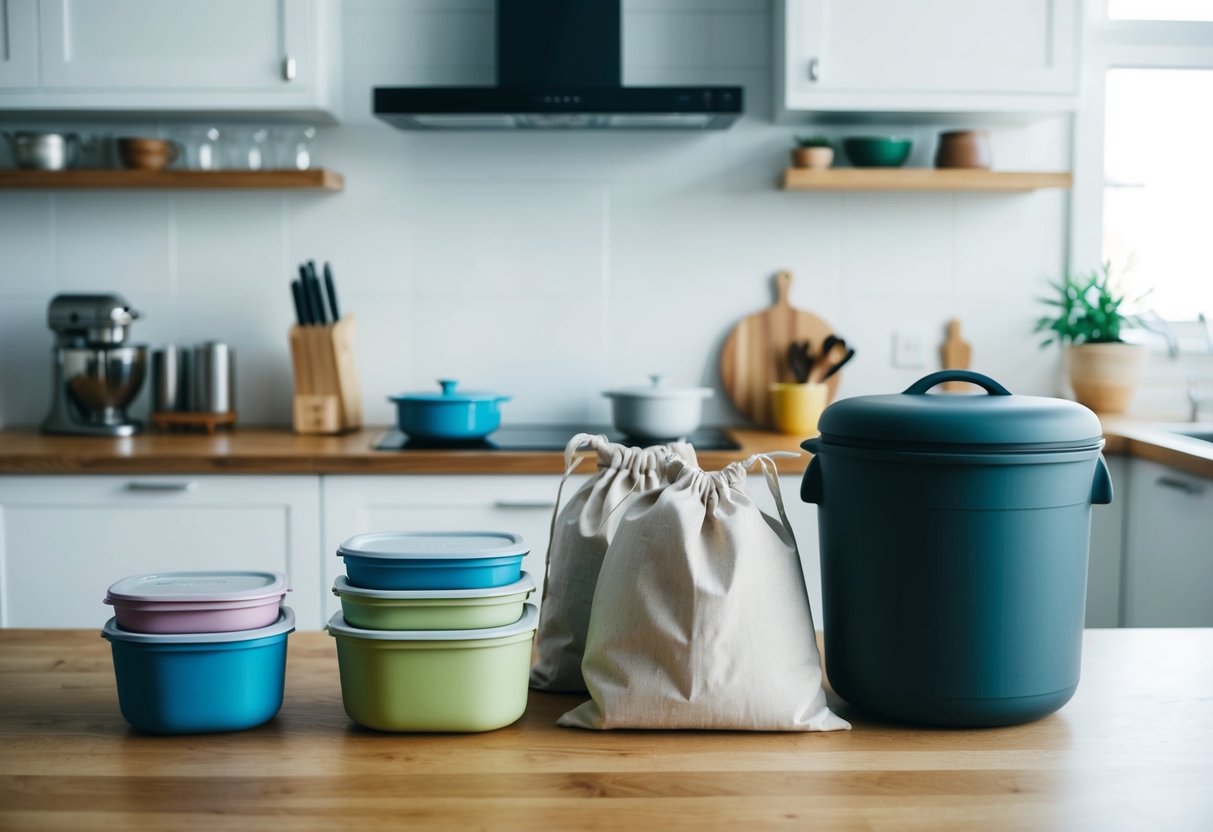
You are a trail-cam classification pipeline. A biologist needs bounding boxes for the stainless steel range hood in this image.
[373,0,743,130]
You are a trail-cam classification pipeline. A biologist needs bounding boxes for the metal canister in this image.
[191,341,235,414]
[151,346,189,412]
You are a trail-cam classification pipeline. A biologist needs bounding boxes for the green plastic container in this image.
[800,370,1113,727]
[327,604,537,732]
[332,573,535,630]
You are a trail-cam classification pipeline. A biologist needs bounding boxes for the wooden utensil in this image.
[720,271,841,428]
[940,318,973,391]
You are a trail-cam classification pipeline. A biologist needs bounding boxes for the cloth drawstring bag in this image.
[559,453,850,731]
[529,433,698,692]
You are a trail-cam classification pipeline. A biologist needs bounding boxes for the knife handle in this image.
[291,280,310,326]
[323,263,340,321]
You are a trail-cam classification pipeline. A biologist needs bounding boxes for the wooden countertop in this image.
[0,427,810,476]
[1,420,1211,477]
[2,628,1210,830]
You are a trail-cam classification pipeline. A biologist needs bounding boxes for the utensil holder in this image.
[289,316,362,434]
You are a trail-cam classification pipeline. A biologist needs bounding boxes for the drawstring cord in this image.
[742,452,814,609]
[540,433,602,605]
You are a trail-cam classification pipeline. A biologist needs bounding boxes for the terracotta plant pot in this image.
[934,129,992,170]
[792,147,834,170]
[1065,342,1146,414]
[117,137,179,171]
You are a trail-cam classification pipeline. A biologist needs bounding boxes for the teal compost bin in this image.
[800,370,1113,727]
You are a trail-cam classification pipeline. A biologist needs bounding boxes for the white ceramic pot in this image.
[603,375,713,440]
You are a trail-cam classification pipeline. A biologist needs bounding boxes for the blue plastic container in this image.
[338,531,529,590]
[388,379,510,441]
[102,608,295,734]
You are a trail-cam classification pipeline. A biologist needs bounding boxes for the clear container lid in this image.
[105,571,290,603]
[332,572,535,599]
[102,607,295,644]
[603,374,713,400]
[336,531,529,561]
[388,379,508,404]
[326,603,538,641]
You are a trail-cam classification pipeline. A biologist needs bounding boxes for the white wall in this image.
[0,0,1073,429]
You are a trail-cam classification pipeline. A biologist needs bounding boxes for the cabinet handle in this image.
[1156,476,1205,497]
[125,482,197,493]
[494,500,556,510]
[808,58,820,82]
[283,55,297,82]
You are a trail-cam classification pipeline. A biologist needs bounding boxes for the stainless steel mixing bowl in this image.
[62,346,148,424]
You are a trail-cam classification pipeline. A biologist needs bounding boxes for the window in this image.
[1080,3,1213,323]
[1102,68,1213,319]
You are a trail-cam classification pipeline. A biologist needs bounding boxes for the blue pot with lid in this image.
[389,379,510,441]
[800,370,1113,727]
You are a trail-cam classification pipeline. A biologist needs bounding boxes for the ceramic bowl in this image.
[843,136,913,168]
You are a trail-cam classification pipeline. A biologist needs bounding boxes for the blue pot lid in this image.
[332,572,535,600]
[326,603,538,641]
[336,531,529,560]
[389,379,508,404]
[101,607,295,644]
[105,570,289,603]
[816,370,1103,450]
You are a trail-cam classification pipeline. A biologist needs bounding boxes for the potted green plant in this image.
[792,136,834,170]
[1034,265,1147,413]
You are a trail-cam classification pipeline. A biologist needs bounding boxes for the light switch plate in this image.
[892,331,927,369]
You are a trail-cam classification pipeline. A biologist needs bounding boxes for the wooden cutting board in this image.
[940,318,973,391]
[719,271,841,428]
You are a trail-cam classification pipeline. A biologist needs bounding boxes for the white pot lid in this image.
[332,572,535,600]
[105,570,290,603]
[336,531,529,560]
[326,603,538,641]
[603,374,714,400]
[102,607,296,644]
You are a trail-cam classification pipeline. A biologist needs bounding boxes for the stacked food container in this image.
[329,531,538,732]
[101,571,294,734]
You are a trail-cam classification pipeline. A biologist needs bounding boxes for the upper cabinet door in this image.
[779,0,1079,116]
[0,0,38,88]
[38,0,309,90]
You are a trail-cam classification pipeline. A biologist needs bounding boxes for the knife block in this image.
[289,316,362,434]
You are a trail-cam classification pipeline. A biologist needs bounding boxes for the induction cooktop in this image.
[373,425,742,452]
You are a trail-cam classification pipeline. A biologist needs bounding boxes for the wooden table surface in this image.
[2,628,1211,831]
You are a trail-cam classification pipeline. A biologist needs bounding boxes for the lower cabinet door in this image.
[0,475,323,629]
[1125,458,1213,627]
[322,476,585,622]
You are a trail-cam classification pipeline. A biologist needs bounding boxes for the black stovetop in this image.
[373,425,741,452]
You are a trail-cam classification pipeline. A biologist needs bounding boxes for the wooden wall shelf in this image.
[0,168,343,191]
[781,168,1072,192]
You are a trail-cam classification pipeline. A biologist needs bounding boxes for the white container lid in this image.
[326,603,538,641]
[105,571,290,603]
[102,607,296,644]
[332,572,536,600]
[336,531,529,561]
[603,374,713,400]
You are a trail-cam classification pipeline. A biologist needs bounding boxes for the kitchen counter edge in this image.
[0,423,1209,478]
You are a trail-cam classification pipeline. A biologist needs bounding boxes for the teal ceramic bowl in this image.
[843,136,913,168]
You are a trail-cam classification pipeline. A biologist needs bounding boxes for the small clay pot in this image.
[934,130,992,170]
[792,146,835,170]
[117,137,180,171]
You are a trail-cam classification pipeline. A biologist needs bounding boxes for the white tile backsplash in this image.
[0,0,1083,428]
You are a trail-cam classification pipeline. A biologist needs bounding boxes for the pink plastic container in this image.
[105,571,290,634]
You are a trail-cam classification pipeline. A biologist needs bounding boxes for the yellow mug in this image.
[769,382,828,436]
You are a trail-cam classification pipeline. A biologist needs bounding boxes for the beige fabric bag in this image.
[530,433,697,693]
[559,453,850,731]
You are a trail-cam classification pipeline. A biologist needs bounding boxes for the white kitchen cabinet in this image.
[1124,458,1213,627]
[776,0,1080,119]
[0,0,341,120]
[0,475,324,629]
[322,476,586,621]
[0,0,38,88]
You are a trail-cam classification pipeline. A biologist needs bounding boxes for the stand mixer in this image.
[42,294,148,436]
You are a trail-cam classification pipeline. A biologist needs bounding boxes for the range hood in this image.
[373,0,742,130]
